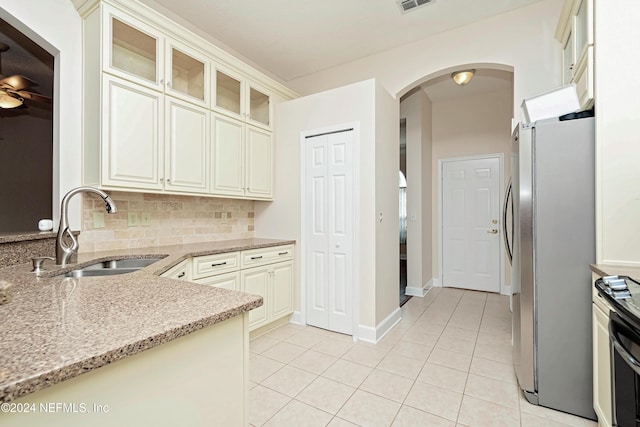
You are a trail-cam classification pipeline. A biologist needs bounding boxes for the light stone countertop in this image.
[0,237,294,402]
[590,264,640,282]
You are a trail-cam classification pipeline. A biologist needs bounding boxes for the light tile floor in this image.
[249,287,599,427]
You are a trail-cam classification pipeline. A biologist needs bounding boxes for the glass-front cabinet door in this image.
[563,30,574,85]
[213,68,243,120]
[166,40,209,107]
[247,83,271,130]
[104,5,163,91]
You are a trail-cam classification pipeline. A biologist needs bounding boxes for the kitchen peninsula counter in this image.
[0,238,294,404]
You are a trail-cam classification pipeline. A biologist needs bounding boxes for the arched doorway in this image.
[398,65,514,296]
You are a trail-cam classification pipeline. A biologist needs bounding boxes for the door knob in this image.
[487,229,499,234]
[336,243,341,248]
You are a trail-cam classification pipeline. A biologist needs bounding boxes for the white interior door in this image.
[442,156,501,292]
[305,130,354,335]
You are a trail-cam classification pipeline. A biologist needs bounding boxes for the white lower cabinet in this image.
[243,267,269,328]
[242,261,293,330]
[160,259,190,280]
[271,261,294,319]
[592,282,614,427]
[194,271,240,291]
[183,245,294,331]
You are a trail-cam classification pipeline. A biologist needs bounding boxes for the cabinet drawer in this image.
[193,252,240,279]
[161,259,190,280]
[241,245,293,268]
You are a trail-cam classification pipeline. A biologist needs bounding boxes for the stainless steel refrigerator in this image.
[505,116,596,420]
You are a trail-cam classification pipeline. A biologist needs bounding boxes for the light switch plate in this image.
[93,212,105,229]
[221,212,228,223]
[141,212,151,226]
[128,212,139,227]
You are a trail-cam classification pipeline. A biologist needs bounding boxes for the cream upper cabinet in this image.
[104,4,210,106]
[212,68,272,131]
[165,39,210,107]
[164,97,210,194]
[80,0,296,200]
[557,0,594,109]
[101,74,163,190]
[212,113,273,200]
[562,30,574,86]
[245,126,273,199]
[212,113,244,197]
[103,4,163,91]
[246,82,271,130]
[213,67,244,121]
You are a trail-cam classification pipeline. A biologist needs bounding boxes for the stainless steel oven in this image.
[610,309,640,426]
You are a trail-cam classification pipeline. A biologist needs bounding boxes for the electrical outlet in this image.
[221,212,228,223]
[141,212,152,226]
[94,212,105,229]
[128,212,139,227]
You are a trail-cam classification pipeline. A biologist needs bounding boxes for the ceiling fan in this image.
[0,41,51,109]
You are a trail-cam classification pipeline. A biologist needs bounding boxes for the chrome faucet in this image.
[56,186,117,266]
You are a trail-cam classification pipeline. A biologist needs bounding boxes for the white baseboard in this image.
[288,311,303,325]
[432,277,442,287]
[405,278,438,297]
[501,285,512,296]
[405,286,427,297]
[356,307,401,344]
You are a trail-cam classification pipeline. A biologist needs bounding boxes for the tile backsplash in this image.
[78,191,254,253]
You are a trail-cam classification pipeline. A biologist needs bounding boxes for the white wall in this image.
[374,81,400,324]
[286,0,562,124]
[594,1,640,265]
[255,79,398,334]
[0,0,83,228]
[400,89,433,293]
[431,88,513,285]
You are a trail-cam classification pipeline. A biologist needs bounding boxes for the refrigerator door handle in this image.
[503,178,513,265]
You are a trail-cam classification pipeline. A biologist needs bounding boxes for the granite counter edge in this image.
[0,296,262,402]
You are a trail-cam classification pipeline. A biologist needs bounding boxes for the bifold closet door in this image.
[305,130,354,335]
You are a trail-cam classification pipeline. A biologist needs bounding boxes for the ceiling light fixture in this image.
[451,69,476,86]
[0,42,51,109]
[0,92,23,108]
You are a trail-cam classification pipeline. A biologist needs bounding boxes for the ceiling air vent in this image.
[398,0,435,13]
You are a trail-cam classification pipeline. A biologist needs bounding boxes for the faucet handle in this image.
[32,256,55,274]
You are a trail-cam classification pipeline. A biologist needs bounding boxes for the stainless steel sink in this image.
[61,257,165,278]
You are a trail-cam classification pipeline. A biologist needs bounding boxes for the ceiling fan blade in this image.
[16,90,51,104]
[0,74,38,91]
